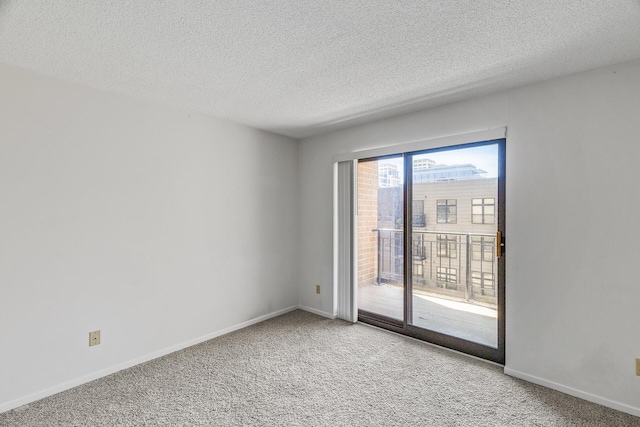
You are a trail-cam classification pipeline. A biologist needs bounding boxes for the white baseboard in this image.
[297,305,337,319]
[0,305,299,414]
[4,310,638,419]
[504,367,640,418]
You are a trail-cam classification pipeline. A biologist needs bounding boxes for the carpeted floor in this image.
[1,310,639,426]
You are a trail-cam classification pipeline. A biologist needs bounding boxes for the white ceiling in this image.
[1,1,640,139]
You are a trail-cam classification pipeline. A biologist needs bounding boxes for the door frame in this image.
[357,138,506,364]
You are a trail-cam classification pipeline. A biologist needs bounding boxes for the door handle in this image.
[496,231,503,258]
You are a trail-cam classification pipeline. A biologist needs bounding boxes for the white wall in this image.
[0,64,299,411]
[298,59,640,415]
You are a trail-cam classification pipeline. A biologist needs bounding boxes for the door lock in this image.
[496,231,504,258]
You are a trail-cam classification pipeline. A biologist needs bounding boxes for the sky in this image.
[380,143,498,179]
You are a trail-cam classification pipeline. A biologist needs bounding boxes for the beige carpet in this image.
[1,310,638,426]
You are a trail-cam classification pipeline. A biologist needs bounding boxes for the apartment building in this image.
[366,161,498,304]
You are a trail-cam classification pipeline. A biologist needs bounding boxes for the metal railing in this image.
[373,229,497,303]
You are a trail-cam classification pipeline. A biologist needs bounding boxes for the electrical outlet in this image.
[636,358,640,376]
[89,330,101,347]
[315,284,321,294]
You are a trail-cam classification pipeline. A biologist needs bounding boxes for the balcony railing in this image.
[373,229,497,304]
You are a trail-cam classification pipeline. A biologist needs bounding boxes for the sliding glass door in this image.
[357,140,505,363]
[356,156,404,323]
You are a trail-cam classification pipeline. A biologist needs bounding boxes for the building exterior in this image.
[377,163,401,187]
[358,158,498,306]
[409,177,498,304]
[413,163,488,183]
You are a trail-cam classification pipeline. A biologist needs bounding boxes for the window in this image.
[436,234,458,258]
[472,271,495,294]
[471,236,495,262]
[472,198,495,224]
[436,267,457,283]
[412,200,425,226]
[437,199,457,224]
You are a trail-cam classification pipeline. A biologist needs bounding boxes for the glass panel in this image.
[412,200,425,227]
[410,144,499,348]
[483,239,495,261]
[472,242,482,260]
[357,157,404,321]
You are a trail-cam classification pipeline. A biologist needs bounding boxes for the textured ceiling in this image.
[1,1,640,138]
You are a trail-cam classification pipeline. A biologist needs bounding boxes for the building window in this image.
[412,200,425,227]
[472,271,495,294]
[437,267,457,283]
[471,236,495,262]
[472,198,495,224]
[437,234,457,258]
[437,199,457,224]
